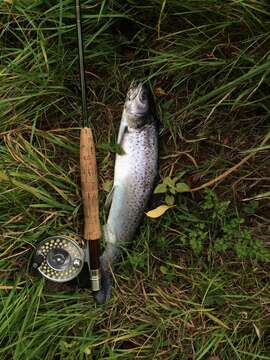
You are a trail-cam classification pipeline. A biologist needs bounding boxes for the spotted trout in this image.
[94,81,158,304]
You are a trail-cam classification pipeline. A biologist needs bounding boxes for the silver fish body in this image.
[94,82,158,304]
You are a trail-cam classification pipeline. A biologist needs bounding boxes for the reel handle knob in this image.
[32,254,44,269]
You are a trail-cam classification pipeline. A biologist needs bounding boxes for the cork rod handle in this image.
[80,127,101,241]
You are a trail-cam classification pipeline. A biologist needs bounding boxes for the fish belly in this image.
[106,124,158,246]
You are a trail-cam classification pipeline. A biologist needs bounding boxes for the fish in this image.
[94,81,158,304]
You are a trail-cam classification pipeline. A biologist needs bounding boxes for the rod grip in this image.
[80,127,101,241]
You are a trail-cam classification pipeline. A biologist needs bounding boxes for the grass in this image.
[1,0,270,358]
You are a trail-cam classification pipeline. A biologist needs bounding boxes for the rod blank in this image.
[76,0,89,128]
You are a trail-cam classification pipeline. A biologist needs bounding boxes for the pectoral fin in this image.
[105,186,115,210]
[117,124,128,147]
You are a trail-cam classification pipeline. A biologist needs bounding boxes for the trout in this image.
[94,81,158,304]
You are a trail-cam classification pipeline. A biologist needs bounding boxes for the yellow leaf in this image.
[154,87,167,97]
[146,205,175,218]
[253,323,261,338]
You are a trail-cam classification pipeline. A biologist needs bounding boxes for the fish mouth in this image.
[128,110,147,116]
[130,79,143,89]
[128,81,144,100]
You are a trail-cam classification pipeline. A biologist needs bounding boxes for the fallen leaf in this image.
[253,323,261,339]
[223,136,229,145]
[146,205,175,218]
[154,87,167,97]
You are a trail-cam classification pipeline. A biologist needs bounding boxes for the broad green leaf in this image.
[154,183,167,194]
[176,182,190,192]
[163,176,177,187]
[165,194,175,205]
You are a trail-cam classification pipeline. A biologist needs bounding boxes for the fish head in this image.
[124,81,150,129]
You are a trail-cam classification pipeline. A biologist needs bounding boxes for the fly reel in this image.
[33,235,86,283]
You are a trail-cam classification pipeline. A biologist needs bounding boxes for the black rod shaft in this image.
[75,0,89,128]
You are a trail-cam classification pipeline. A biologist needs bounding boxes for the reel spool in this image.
[33,235,85,283]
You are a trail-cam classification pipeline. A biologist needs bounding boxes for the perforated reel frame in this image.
[35,235,85,283]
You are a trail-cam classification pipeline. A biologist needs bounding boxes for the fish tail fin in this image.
[94,224,119,303]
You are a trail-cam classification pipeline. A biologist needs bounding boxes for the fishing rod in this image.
[32,0,101,294]
[76,0,101,292]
